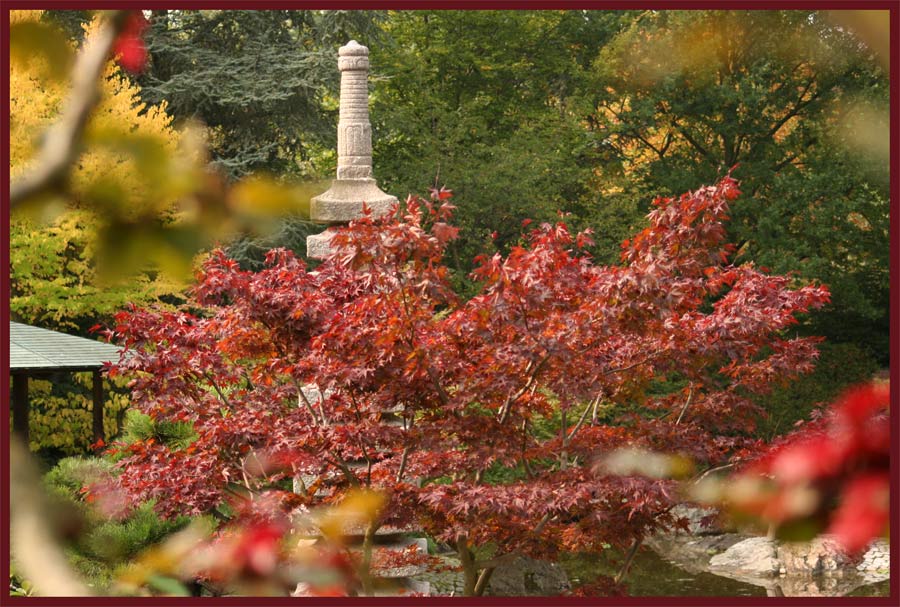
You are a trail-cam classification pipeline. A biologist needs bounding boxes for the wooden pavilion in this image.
[9,321,121,446]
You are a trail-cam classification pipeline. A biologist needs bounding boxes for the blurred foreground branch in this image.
[9,10,128,207]
[9,437,93,596]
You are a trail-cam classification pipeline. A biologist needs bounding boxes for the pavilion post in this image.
[11,373,30,445]
[92,370,104,442]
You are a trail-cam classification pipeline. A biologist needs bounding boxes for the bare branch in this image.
[396,446,410,483]
[614,537,643,584]
[675,382,694,425]
[675,123,714,162]
[533,511,555,535]
[693,461,737,483]
[327,452,361,488]
[473,566,494,596]
[203,372,233,410]
[293,380,321,426]
[603,352,658,377]
[766,78,820,140]
[566,394,601,442]
[10,438,92,596]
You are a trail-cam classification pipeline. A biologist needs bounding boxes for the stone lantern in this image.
[306,40,397,259]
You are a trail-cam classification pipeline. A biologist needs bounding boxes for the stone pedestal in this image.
[307,40,397,259]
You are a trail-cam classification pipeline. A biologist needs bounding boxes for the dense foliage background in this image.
[8,9,890,598]
[130,9,888,358]
[18,9,886,453]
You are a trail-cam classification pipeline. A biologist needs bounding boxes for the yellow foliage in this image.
[22,375,131,455]
[10,10,188,302]
[317,489,386,541]
[11,10,179,217]
[9,11,187,452]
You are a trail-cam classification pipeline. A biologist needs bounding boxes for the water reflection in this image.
[561,549,889,597]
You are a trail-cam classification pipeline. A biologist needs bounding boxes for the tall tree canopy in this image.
[14,10,886,408]
[136,9,888,360]
[371,10,635,285]
[584,10,889,360]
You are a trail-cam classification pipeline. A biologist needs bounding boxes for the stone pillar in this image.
[307,40,397,259]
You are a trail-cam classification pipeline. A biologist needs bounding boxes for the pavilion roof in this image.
[9,321,121,373]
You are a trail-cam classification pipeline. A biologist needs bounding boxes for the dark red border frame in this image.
[2,2,897,606]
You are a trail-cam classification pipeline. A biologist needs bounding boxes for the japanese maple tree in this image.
[103,175,829,595]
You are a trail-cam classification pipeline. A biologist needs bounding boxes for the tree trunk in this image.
[360,519,378,596]
[456,536,478,596]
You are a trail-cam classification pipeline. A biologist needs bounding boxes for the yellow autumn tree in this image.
[10,10,311,452]
[10,10,192,326]
[10,10,189,452]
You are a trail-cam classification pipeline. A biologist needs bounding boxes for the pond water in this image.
[562,550,764,597]
[561,549,891,598]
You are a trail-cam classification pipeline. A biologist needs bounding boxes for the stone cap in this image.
[339,40,370,70]
[340,40,369,56]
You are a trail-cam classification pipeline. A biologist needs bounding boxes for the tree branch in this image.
[327,452,361,488]
[10,10,130,207]
[498,354,549,424]
[533,511,554,535]
[293,380,322,426]
[566,394,601,442]
[359,518,378,596]
[614,537,642,584]
[473,566,494,596]
[396,446,410,483]
[10,438,92,596]
[203,372,233,410]
[456,535,477,596]
[765,79,819,140]
[603,352,658,377]
[674,123,714,162]
[675,382,694,425]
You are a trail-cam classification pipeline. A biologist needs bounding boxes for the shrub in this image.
[42,457,194,591]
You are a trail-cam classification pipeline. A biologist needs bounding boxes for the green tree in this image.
[371,10,634,288]
[138,9,384,180]
[583,10,889,361]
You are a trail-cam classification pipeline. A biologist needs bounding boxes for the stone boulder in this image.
[414,555,570,596]
[669,504,724,535]
[651,522,890,597]
[646,533,746,575]
[857,540,890,576]
[709,537,780,577]
[776,536,851,575]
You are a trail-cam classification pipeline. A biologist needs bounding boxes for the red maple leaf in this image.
[113,11,149,73]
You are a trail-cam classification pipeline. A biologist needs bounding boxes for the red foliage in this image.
[112,11,149,73]
[104,177,829,591]
[730,383,889,554]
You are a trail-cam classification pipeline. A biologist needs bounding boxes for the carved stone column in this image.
[307,40,397,259]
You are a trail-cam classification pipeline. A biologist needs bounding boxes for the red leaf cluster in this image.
[731,383,889,554]
[112,11,149,74]
[104,177,828,580]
